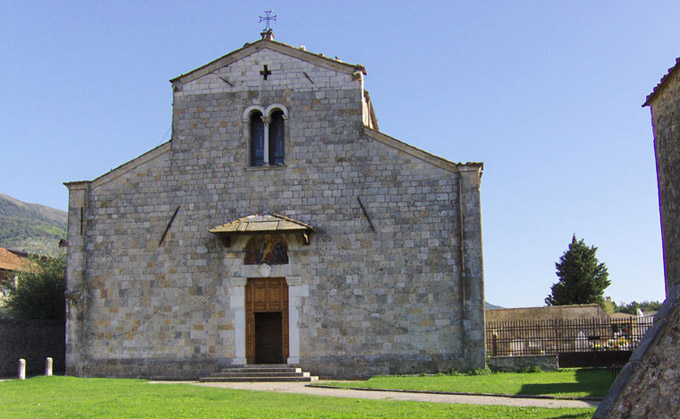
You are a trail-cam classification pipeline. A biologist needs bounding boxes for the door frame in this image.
[245,277,289,364]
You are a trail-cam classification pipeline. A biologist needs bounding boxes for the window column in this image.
[261,116,271,166]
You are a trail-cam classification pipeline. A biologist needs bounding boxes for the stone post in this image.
[45,357,53,376]
[286,276,307,365]
[229,277,248,365]
[18,359,25,380]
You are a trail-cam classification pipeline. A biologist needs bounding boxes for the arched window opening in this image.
[244,235,289,265]
[250,112,265,166]
[269,110,285,166]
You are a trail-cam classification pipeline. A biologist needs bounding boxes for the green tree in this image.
[615,300,662,315]
[3,256,66,320]
[545,235,610,307]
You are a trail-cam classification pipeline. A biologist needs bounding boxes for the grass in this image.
[0,376,595,418]
[317,368,611,399]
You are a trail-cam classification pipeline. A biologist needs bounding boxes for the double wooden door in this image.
[245,278,289,364]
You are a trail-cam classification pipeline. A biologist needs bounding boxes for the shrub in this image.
[3,256,65,320]
[520,365,543,373]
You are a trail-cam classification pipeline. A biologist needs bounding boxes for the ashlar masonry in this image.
[64,33,485,379]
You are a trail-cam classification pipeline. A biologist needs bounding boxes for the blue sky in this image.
[1,1,678,308]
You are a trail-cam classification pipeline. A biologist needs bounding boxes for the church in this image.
[64,29,486,379]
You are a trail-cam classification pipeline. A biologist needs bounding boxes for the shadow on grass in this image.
[519,368,611,398]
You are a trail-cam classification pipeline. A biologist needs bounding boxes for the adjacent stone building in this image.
[593,56,680,419]
[64,32,485,379]
[644,57,680,297]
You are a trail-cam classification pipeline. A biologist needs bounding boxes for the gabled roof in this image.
[643,57,680,107]
[0,248,30,273]
[171,38,366,87]
[210,213,315,234]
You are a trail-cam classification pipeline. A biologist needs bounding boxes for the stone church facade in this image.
[65,33,485,379]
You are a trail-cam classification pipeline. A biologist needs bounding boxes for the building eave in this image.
[643,57,680,107]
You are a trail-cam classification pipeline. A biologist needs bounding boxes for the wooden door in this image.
[245,278,289,364]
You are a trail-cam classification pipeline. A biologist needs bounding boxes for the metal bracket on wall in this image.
[159,206,180,246]
[303,72,314,84]
[357,197,376,233]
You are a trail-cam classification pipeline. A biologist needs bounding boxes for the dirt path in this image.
[156,381,599,409]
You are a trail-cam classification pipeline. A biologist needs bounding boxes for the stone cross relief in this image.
[260,64,272,80]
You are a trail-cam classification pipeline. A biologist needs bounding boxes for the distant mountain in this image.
[485,302,503,309]
[0,194,67,257]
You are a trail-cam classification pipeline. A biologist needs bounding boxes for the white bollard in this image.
[18,359,26,380]
[45,357,53,377]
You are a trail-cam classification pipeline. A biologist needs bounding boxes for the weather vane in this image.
[259,10,278,32]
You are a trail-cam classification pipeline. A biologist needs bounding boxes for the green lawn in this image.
[0,376,595,418]
[318,368,611,399]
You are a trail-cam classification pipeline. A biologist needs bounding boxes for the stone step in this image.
[210,371,309,378]
[199,375,318,383]
[199,364,317,383]
[220,367,302,374]
[234,364,290,368]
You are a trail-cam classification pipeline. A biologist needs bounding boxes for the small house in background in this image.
[0,247,30,301]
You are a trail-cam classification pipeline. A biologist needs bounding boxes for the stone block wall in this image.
[0,318,64,377]
[65,40,485,379]
[647,62,680,296]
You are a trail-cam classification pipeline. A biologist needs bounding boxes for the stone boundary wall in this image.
[486,304,608,322]
[0,318,65,377]
[487,355,558,372]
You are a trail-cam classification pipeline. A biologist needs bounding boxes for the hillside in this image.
[0,194,67,257]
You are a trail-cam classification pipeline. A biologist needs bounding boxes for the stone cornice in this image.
[88,142,172,189]
[171,39,366,88]
[362,127,483,174]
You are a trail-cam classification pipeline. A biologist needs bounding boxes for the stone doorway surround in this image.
[210,214,313,367]
[228,270,305,366]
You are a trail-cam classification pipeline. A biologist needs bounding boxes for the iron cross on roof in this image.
[259,10,278,31]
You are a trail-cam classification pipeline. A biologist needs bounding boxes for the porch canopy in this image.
[209,213,315,245]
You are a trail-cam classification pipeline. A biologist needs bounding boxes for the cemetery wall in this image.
[487,355,558,372]
[0,318,65,377]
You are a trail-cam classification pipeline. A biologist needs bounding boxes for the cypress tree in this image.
[545,235,610,306]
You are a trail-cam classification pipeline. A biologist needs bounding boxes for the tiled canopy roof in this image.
[210,213,314,234]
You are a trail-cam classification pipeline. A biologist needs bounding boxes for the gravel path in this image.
[163,381,599,409]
